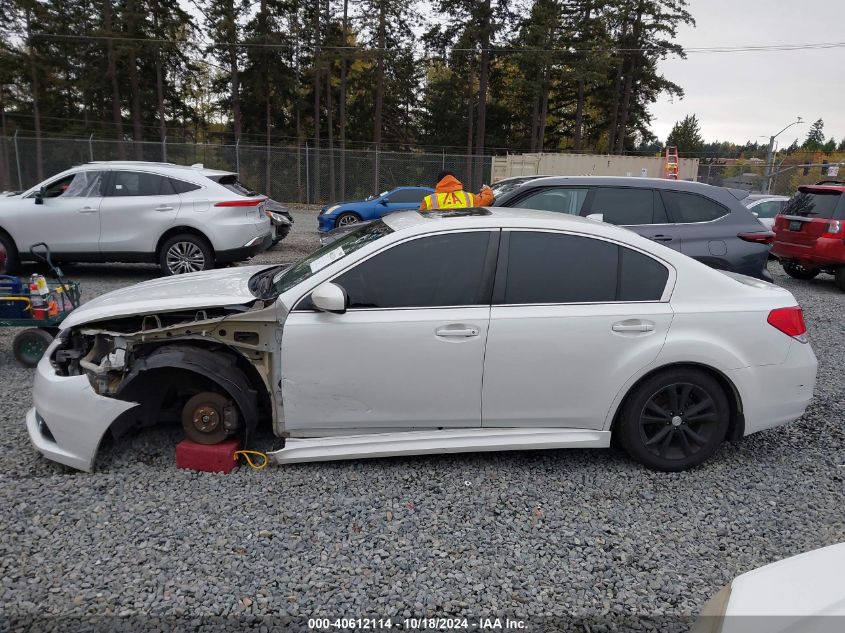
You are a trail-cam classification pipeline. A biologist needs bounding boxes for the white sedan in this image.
[27,208,817,472]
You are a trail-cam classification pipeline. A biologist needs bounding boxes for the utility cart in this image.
[0,243,80,367]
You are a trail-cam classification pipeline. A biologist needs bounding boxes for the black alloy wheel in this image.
[618,368,729,471]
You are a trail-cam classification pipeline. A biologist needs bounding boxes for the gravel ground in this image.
[0,212,843,631]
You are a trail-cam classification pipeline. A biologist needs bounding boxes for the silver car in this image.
[742,194,790,229]
[0,161,273,275]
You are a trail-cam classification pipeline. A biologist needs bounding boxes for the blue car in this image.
[318,186,434,232]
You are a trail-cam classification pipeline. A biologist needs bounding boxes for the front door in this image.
[98,170,182,255]
[280,230,498,433]
[16,171,104,254]
[482,230,674,429]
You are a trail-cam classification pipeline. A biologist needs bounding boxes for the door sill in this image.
[268,428,610,464]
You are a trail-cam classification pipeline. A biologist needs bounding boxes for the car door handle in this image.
[651,235,673,242]
[155,205,175,212]
[612,320,655,333]
[435,325,480,337]
[77,206,97,214]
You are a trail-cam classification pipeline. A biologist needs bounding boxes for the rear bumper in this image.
[216,233,273,264]
[726,340,818,436]
[772,236,845,268]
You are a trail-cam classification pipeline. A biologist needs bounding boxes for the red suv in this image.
[772,181,845,289]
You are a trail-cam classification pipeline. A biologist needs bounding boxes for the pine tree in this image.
[803,119,825,151]
[666,114,703,155]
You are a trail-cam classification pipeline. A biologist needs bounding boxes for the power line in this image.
[28,32,845,55]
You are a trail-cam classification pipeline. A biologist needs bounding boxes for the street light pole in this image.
[762,117,803,194]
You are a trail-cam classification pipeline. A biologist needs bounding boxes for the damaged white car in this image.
[27,208,817,472]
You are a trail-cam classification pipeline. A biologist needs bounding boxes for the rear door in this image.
[775,189,844,251]
[585,187,681,251]
[98,171,182,254]
[482,230,674,430]
[659,190,734,261]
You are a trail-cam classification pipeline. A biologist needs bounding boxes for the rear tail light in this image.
[738,231,774,244]
[767,306,808,342]
[214,198,266,207]
[822,220,845,238]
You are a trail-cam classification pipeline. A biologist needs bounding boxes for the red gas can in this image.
[176,438,241,474]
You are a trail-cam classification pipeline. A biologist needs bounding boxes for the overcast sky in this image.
[649,0,845,146]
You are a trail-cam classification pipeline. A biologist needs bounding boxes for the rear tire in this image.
[835,267,845,291]
[13,328,54,368]
[0,232,19,274]
[617,368,730,471]
[782,262,819,280]
[159,233,214,276]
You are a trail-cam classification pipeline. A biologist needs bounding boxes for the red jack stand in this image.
[176,439,241,474]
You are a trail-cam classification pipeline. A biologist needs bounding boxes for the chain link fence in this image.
[0,134,493,205]
[697,158,844,196]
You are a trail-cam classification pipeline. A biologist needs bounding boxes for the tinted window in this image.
[619,248,670,301]
[502,232,668,304]
[782,191,842,219]
[213,174,256,196]
[512,188,588,214]
[335,231,492,308]
[111,171,175,196]
[590,188,663,225]
[662,191,729,223]
[503,232,618,303]
[170,178,201,194]
[386,189,427,204]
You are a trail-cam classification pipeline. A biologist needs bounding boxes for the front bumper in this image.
[216,232,273,264]
[318,214,337,232]
[26,345,138,471]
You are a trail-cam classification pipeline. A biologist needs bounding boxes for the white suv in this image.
[0,161,273,275]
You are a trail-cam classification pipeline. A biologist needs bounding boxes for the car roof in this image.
[497,175,751,201]
[81,161,235,177]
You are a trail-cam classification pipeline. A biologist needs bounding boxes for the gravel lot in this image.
[1,208,843,631]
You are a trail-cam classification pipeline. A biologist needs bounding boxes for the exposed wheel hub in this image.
[192,405,220,433]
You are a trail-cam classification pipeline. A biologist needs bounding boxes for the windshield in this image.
[490,177,537,198]
[783,190,843,219]
[272,220,393,294]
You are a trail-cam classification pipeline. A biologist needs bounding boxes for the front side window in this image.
[110,171,176,196]
[590,187,666,225]
[500,231,668,304]
[37,171,105,198]
[512,187,588,214]
[662,191,729,223]
[386,189,427,204]
[334,231,493,309]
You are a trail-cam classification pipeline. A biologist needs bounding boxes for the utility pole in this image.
[763,117,803,194]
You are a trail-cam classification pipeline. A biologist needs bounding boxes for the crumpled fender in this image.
[117,345,260,436]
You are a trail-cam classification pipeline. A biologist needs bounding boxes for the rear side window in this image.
[589,188,667,225]
[500,232,668,304]
[387,189,427,204]
[662,191,729,223]
[110,171,175,196]
[783,191,843,219]
[170,178,201,194]
[511,187,588,214]
[335,231,493,308]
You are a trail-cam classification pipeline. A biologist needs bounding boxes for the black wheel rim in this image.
[638,382,719,461]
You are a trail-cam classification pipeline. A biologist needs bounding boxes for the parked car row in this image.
[0,161,289,276]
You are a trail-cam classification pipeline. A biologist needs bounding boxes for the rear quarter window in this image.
[662,191,729,223]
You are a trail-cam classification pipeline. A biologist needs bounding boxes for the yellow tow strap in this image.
[233,450,269,470]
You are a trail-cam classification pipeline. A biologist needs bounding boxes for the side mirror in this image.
[586,213,604,222]
[379,199,388,206]
[311,282,347,314]
[34,187,45,205]
[752,211,759,218]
